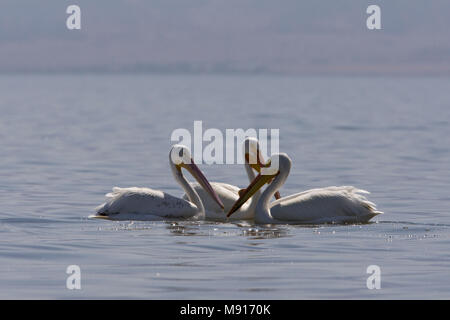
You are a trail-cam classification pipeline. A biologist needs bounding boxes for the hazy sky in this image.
[1,0,449,74]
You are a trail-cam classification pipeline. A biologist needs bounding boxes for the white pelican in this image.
[91,145,224,221]
[227,153,382,224]
[182,137,280,220]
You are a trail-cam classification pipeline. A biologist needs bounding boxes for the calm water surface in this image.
[0,74,449,299]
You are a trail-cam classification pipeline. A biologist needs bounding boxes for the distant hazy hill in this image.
[1,0,449,75]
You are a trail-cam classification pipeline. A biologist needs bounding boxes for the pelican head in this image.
[242,137,281,200]
[228,153,290,217]
[243,137,266,172]
[169,144,225,210]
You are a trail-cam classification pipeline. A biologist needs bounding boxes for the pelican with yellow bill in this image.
[228,153,382,224]
[91,145,224,221]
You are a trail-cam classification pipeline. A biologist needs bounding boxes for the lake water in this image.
[1,74,449,299]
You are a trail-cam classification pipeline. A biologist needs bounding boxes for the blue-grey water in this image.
[1,74,449,299]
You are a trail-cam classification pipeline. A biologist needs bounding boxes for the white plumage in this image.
[93,187,199,221]
[267,186,380,224]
